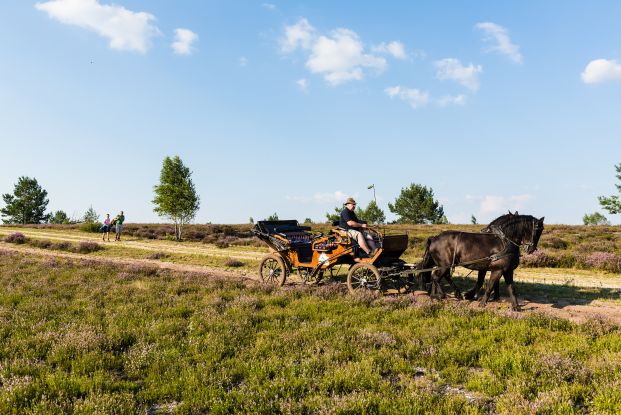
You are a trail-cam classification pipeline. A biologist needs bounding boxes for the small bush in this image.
[79,222,103,233]
[30,239,52,249]
[541,237,568,250]
[77,241,102,253]
[225,259,244,267]
[147,252,167,260]
[5,232,26,244]
[52,241,72,251]
[581,252,621,273]
[521,250,558,268]
[214,240,229,249]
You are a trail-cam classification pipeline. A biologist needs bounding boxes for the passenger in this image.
[339,197,378,257]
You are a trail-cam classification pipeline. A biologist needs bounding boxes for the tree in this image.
[471,215,478,225]
[152,156,200,241]
[49,210,70,224]
[326,206,341,223]
[599,163,621,214]
[583,212,610,226]
[249,217,254,224]
[388,183,445,224]
[303,218,313,224]
[358,200,386,224]
[82,205,99,223]
[266,213,279,221]
[1,176,50,224]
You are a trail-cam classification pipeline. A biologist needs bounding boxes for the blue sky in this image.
[1,0,621,225]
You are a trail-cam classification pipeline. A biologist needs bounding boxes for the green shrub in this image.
[79,222,103,233]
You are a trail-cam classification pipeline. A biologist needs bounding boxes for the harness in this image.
[416,219,538,275]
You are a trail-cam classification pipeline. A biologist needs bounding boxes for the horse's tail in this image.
[416,237,435,290]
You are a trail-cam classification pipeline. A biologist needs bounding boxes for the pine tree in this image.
[1,176,50,224]
[599,163,621,214]
[388,183,445,224]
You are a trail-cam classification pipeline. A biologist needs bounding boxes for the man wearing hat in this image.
[339,197,378,257]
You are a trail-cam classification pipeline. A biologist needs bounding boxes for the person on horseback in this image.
[339,197,378,257]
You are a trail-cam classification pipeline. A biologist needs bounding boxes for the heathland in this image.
[1,223,621,414]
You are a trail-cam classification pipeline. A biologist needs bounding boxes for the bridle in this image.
[489,218,539,253]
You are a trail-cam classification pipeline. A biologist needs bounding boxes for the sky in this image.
[1,0,621,225]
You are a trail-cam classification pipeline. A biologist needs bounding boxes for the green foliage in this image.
[79,221,103,233]
[1,176,50,224]
[303,217,313,224]
[152,156,200,241]
[599,163,621,214]
[358,200,386,224]
[583,212,610,225]
[388,183,445,224]
[326,206,341,223]
[265,212,279,221]
[249,217,254,224]
[82,205,99,223]
[49,210,71,224]
[471,215,477,225]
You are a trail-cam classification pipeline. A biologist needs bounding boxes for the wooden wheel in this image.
[259,254,288,286]
[347,263,381,294]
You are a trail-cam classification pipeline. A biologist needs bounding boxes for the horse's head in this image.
[524,216,545,254]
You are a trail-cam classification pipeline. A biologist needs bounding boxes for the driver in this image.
[339,197,378,257]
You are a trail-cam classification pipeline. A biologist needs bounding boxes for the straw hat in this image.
[344,197,357,205]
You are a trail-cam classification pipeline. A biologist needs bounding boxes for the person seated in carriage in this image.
[339,197,378,257]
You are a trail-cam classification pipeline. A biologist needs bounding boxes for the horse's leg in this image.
[480,270,502,308]
[465,270,486,300]
[444,272,463,300]
[491,278,501,302]
[503,270,520,311]
[430,268,447,299]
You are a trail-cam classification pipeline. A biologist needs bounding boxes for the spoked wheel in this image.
[347,263,381,294]
[259,254,288,286]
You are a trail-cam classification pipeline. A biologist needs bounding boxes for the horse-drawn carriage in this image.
[251,220,419,293]
[252,213,545,310]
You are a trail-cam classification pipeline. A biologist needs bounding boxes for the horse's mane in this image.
[481,211,518,233]
[490,214,538,241]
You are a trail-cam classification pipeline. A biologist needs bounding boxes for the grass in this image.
[1,251,621,414]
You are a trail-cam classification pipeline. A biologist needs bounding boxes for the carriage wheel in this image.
[259,254,288,286]
[347,263,381,294]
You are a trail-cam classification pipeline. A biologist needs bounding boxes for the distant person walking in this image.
[102,213,111,242]
[114,211,125,241]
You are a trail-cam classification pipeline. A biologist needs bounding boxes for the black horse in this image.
[418,214,544,311]
[465,210,519,301]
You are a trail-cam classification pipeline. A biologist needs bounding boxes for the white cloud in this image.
[296,78,308,92]
[262,3,276,11]
[581,59,621,84]
[480,194,532,215]
[35,0,160,53]
[436,94,466,107]
[306,29,386,85]
[475,22,523,64]
[171,28,198,55]
[239,56,248,66]
[385,86,429,109]
[434,58,482,91]
[372,41,408,59]
[280,18,315,53]
[281,18,387,85]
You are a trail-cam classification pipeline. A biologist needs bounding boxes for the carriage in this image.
[251,220,420,293]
